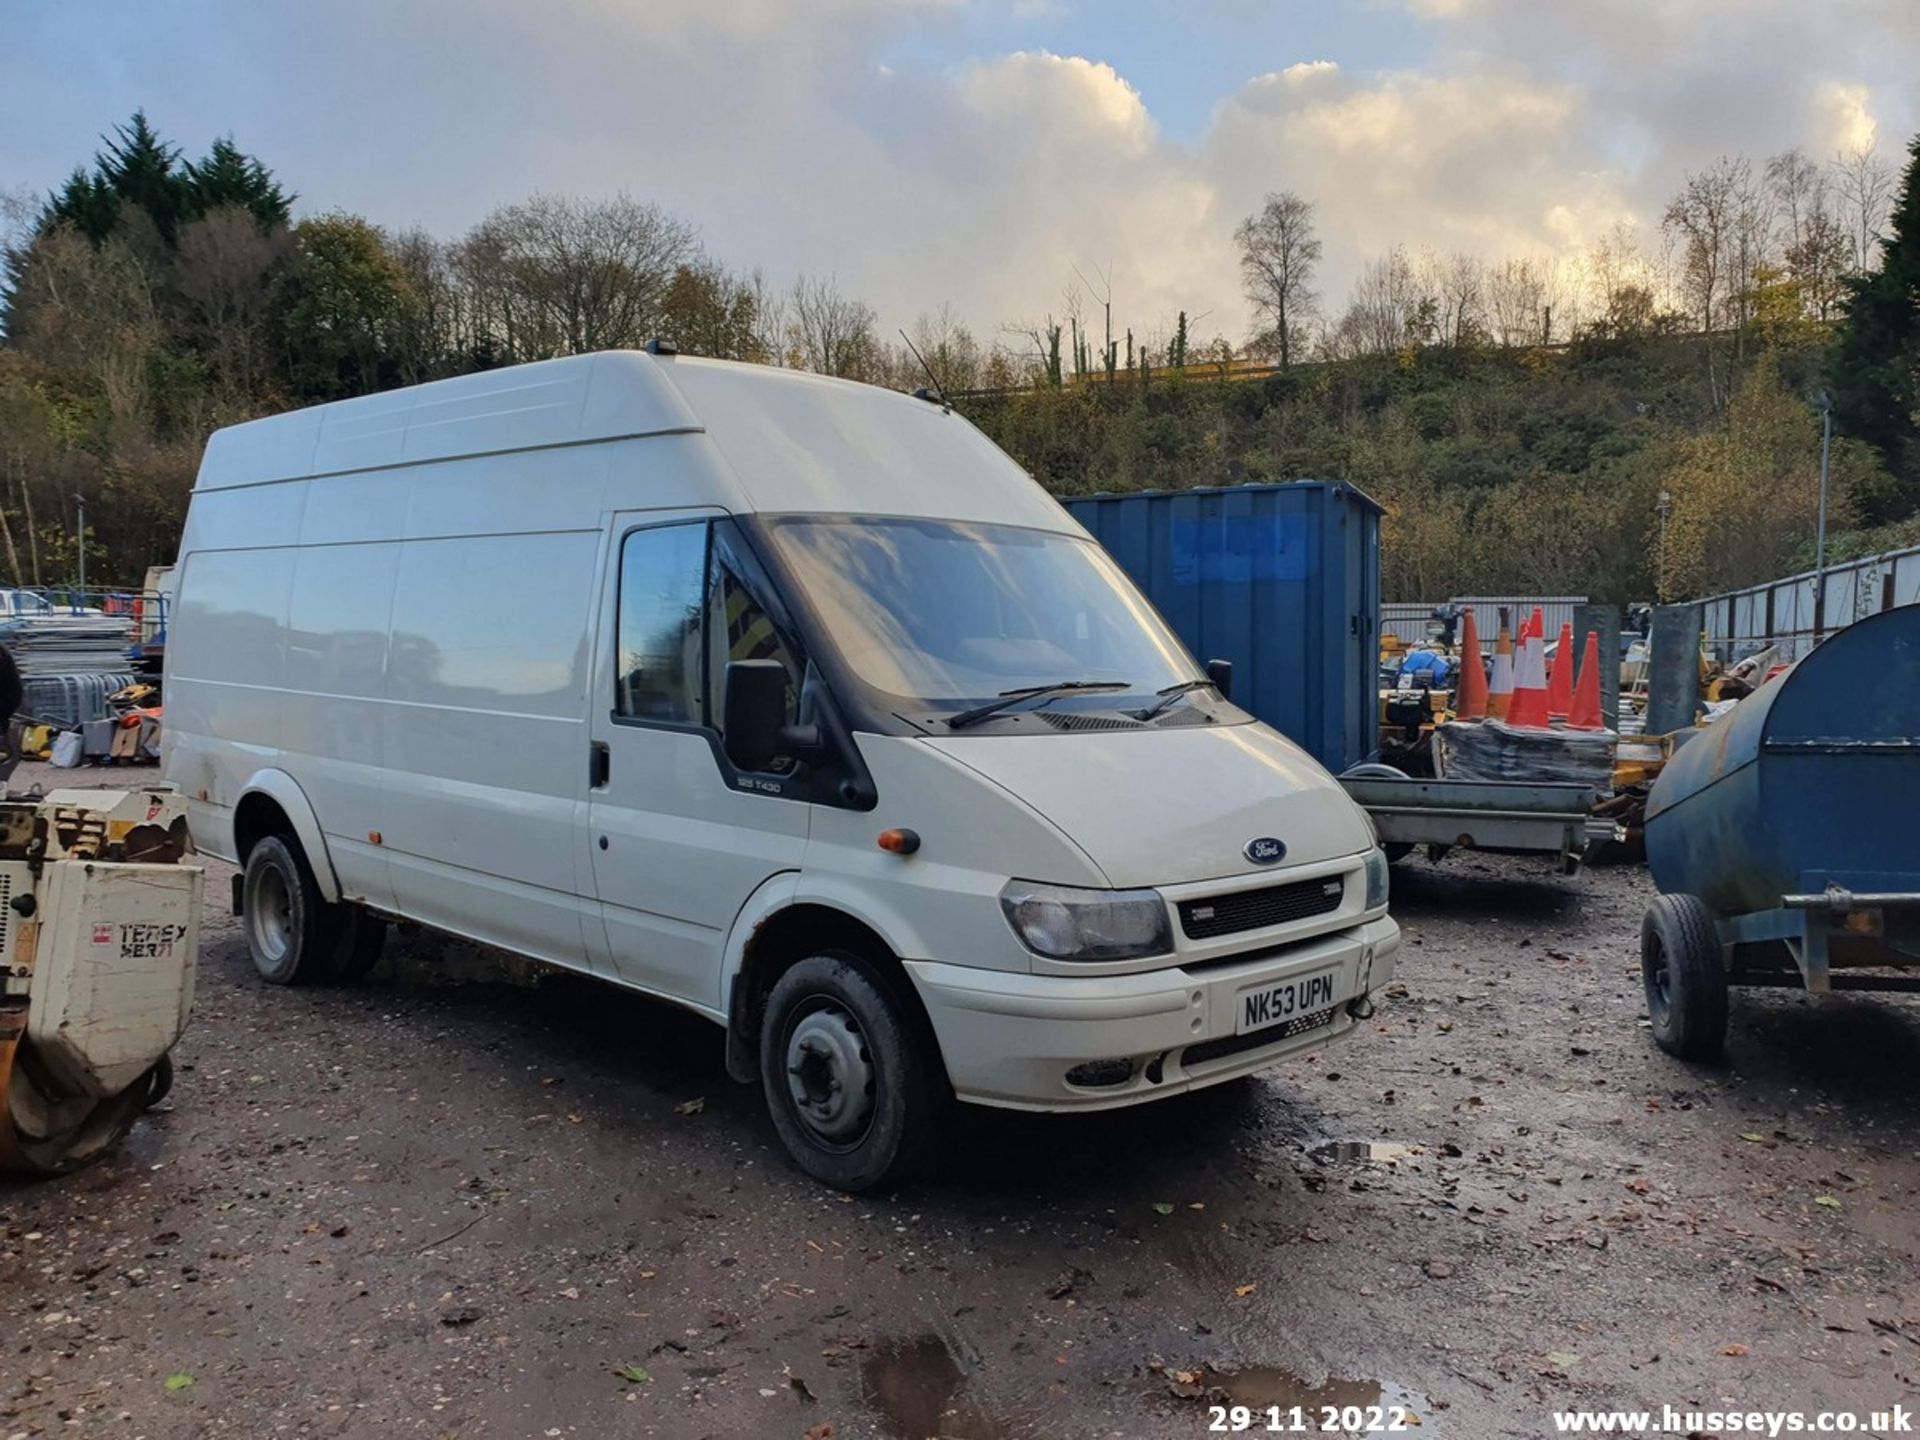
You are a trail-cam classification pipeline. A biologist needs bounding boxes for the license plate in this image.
[1236,969,1342,1035]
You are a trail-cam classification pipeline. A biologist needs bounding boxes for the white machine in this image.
[0,787,201,1175]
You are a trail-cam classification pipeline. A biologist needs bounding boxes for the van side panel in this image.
[167,546,296,858]
[379,527,599,964]
[283,541,402,910]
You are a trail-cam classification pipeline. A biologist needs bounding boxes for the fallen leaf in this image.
[1722,1344,1749,1356]
[164,1374,195,1392]
[805,1426,835,1440]
[1233,1283,1257,1298]
[789,1373,817,1403]
[1188,1202,1206,1211]
[1151,1202,1174,1216]
[1740,1133,1766,1143]
[1545,1351,1580,1370]
[1814,1195,1842,1209]
[675,1098,705,1116]
[615,1363,651,1385]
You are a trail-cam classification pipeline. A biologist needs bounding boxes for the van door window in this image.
[615,522,708,722]
[706,524,806,768]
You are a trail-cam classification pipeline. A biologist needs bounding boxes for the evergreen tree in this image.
[182,137,294,230]
[45,167,121,244]
[1830,132,1920,514]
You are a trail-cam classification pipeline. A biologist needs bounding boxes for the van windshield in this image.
[764,516,1203,715]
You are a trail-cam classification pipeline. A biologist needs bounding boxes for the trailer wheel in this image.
[1641,894,1727,1061]
[242,835,344,985]
[759,952,936,1193]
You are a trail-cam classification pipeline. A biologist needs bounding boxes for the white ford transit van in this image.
[165,349,1399,1190]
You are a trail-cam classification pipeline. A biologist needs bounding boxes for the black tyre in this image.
[332,911,388,982]
[759,953,938,1193]
[241,834,344,985]
[1641,893,1728,1061]
[142,1053,174,1110]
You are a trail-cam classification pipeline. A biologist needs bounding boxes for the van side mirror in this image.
[722,659,823,773]
[1206,658,1233,700]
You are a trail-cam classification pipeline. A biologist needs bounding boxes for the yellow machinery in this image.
[0,788,201,1174]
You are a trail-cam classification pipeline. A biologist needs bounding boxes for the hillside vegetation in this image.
[964,334,1890,604]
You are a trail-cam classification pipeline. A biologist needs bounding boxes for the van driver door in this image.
[586,511,810,1010]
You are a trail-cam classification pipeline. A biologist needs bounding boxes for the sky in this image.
[5,0,1918,349]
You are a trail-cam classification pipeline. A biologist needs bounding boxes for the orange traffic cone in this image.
[1545,621,1575,720]
[1487,610,1514,720]
[1528,607,1545,644]
[1455,609,1487,719]
[1566,630,1606,730]
[1507,622,1551,729]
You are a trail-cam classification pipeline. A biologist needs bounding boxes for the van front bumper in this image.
[905,915,1399,1111]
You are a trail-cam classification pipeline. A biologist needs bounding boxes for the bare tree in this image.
[1323,248,1426,358]
[1424,251,1485,348]
[9,223,162,430]
[901,303,984,394]
[1235,192,1322,367]
[1664,157,1748,404]
[747,269,790,366]
[172,206,294,404]
[787,274,877,379]
[1487,257,1552,346]
[456,192,700,360]
[1766,148,1824,258]
[1832,143,1895,273]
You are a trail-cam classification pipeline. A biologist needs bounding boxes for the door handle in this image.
[590,741,610,788]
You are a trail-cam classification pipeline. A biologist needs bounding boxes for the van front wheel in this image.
[760,953,933,1193]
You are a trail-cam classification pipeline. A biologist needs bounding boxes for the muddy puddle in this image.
[859,1332,1010,1439]
[1308,1139,1417,1164]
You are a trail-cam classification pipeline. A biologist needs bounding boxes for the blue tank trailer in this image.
[1639,604,1920,1058]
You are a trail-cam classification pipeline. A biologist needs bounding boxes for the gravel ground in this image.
[3,761,1918,1439]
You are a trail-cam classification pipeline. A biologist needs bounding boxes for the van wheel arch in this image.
[725,905,947,1094]
[233,791,294,864]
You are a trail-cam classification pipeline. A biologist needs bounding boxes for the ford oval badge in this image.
[1244,836,1286,865]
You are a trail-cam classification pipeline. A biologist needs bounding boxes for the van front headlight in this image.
[1363,848,1390,910]
[999,880,1172,961]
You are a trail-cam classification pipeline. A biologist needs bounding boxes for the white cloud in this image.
[1817,82,1880,153]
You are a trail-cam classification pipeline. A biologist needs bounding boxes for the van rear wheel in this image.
[759,953,934,1193]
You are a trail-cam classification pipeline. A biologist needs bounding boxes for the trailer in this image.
[1639,604,1920,1058]
[1064,484,1605,869]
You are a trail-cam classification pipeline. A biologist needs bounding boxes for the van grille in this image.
[1183,1006,1338,1068]
[1179,875,1345,940]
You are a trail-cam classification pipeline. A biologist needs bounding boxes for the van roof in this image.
[192,350,1073,532]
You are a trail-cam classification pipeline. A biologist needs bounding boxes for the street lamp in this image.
[1813,390,1833,641]
[1655,488,1673,602]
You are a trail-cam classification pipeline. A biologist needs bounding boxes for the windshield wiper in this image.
[1132,678,1215,723]
[945,680,1134,730]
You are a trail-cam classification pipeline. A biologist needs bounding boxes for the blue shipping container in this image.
[1063,483,1382,775]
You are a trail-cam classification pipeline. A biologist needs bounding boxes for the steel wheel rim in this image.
[1646,937,1672,1026]
[783,1001,876,1150]
[249,863,294,966]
